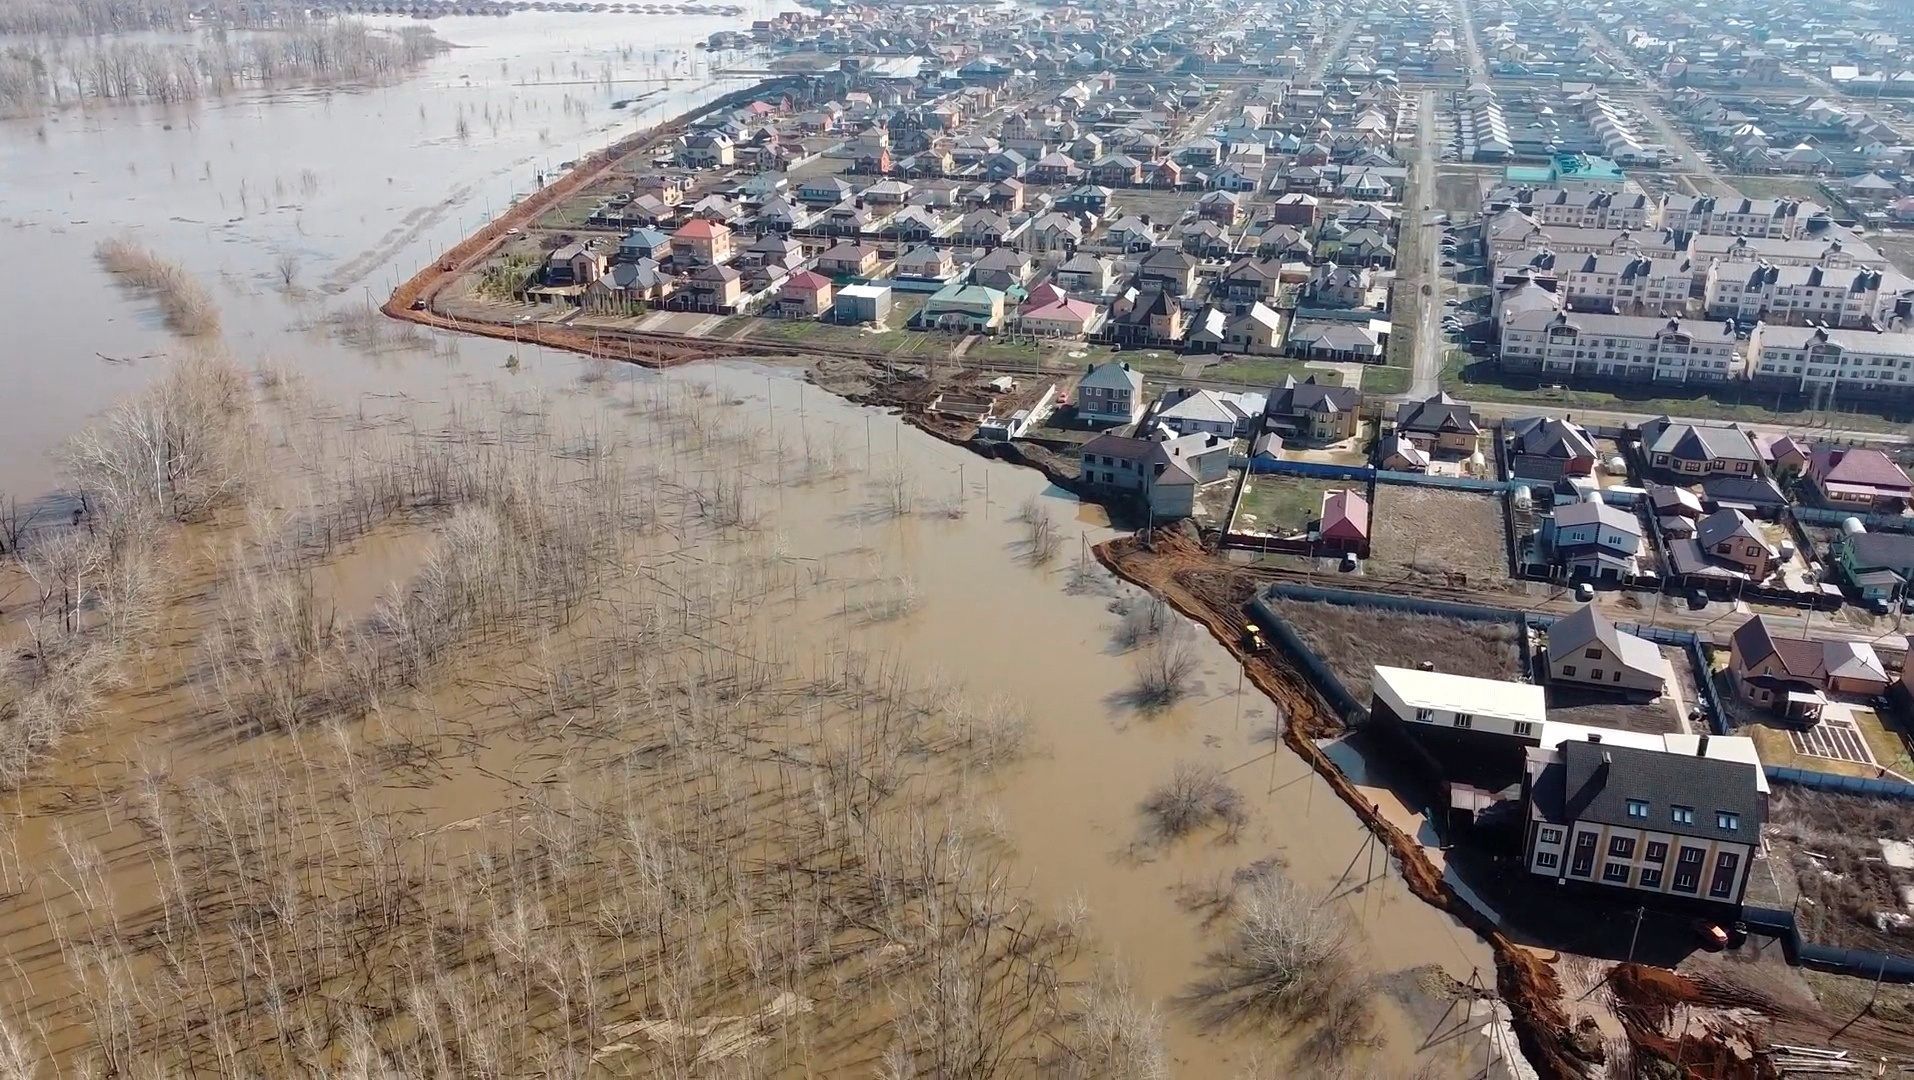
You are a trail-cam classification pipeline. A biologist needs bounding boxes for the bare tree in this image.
[1141,761,1246,842]
[275,253,300,289]
[1132,628,1199,708]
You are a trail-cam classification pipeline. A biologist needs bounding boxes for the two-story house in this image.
[1546,498,1643,580]
[1075,360,1146,426]
[1546,606,1670,695]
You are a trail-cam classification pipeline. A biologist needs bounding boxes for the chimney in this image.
[1697,732,1710,757]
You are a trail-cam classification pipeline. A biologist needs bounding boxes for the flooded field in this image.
[0,12,1507,1075]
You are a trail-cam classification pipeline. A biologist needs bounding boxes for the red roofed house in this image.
[672,218,733,267]
[778,270,834,316]
[1807,447,1913,513]
[1728,613,1890,721]
[1316,489,1370,552]
[1752,433,1812,479]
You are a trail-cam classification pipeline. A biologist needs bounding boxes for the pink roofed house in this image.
[1316,489,1370,550]
[1018,297,1103,338]
[1021,281,1068,309]
[1808,447,1913,513]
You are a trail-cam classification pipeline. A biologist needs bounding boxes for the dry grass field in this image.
[1264,597,1523,701]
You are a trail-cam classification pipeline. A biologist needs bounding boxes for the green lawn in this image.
[1233,475,1341,536]
[1361,363,1410,395]
[1441,352,1914,432]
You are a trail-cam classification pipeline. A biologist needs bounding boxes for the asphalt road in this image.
[1409,89,1444,399]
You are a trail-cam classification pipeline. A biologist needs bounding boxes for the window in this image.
[1671,805,1695,826]
[1513,721,1536,737]
[1584,647,1602,659]
[1536,851,1559,869]
[1626,799,1649,819]
[1590,669,1603,681]
[1609,836,1636,859]
[1562,665,1577,677]
[1645,841,1667,863]
[1679,846,1705,866]
[1454,714,1473,729]
[1539,827,1563,845]
[1571,833,1598,877]
[1710,852,1740,898]
[1716,812,1740,832]
[1413,708,1433,723]
[1603,862,1632,884]
[1640,867,1663,889]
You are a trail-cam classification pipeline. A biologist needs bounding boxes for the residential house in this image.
[969,248,1034,291]
[618,227,671,263]
[583,259,673,310]
[1245,222,1311,262]
[743,233,803,271]
[833,283,890,325]
[1829,526,1914,603]
[1506,416,1599,480]
[797,177,854,206]
[816,242,881,278]
[1102,216,1157,253]
[680,132,735,168]
[1806,448,1913,513]
[1546,498,1643,580]
[1179,221,1234,260]
[1153,388,1260,438]
[1018,297,1103,338]
[1729,615,1890,719]
[1546,606,1669,695]
[1032,212,1085,253]
[1285,318,1388,362]
[1089,153,1143,186]
[1315,490,1371,550]
[1752,434,1813,479]
[1196,190,1246,227]
[683,264,743,312]
[1380,436,1432,472]
[1524,739,1762,908]
[1691,509,1778,581]
[1031,152,1081,184]
[1077,431,1231,518]
[1075,360,1146,426]
[1263,375,1360,444]
[1109,288,1186,348]
[896,243,956,281]
[545,242,608,287]
[1224,304,1283,355]
[1392,393,1481,455]
[671,219,734,267]
[1267,192,1321,227]
[1216,258,1284,308]
[1135,247,1198,296]
[958,210,1014,249]
[1055,253,1116,296]
[777,270,834,316]
[1637,418,1759,478]
[1300,264,1372,309]
[921,282,1005,331]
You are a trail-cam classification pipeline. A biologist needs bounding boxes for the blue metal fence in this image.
[1766,765,1914,801]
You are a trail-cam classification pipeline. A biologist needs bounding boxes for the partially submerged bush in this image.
[1141,761,1246,841]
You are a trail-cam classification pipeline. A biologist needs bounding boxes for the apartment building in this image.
[1659,194,1824,239]
[1499,308,1742,383]
[1524,738,1762,909]
[1690,234,1889,274]
[1747,324,1914,397]
[1491,186,1656,230]
[1704,264,1914,328]
[1554,253,1694,315]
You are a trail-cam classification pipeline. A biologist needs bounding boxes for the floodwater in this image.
[0,13,1510,1075]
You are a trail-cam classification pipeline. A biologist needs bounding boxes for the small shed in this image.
[834,283,892,325]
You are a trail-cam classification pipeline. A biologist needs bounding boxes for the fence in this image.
[1245,457,1511,494]
[1740,904,1914,983]
[1793,506,1914,533]
[1766,765,1914,801]
[1246,593,1370,724]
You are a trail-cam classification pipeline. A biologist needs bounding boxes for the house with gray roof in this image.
[1637,417,1759,479]
[1524,739,1763,908]
[1545,606,1669,696]
[1076,360,1145,426]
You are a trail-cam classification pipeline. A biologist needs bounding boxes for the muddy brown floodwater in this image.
[0,11,1508,1075]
